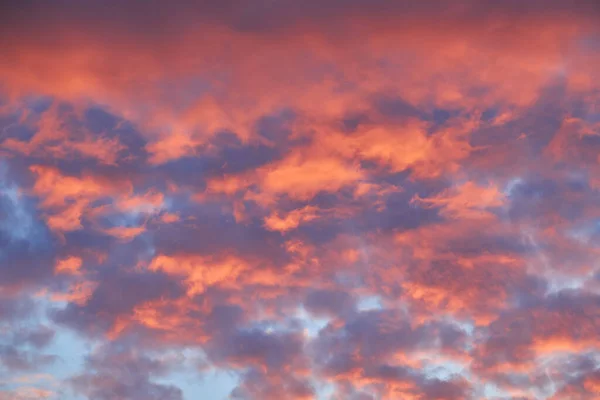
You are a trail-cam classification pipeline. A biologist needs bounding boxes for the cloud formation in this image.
[1,1,600,399]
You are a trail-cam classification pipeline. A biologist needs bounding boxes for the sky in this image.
[0,1,600,399]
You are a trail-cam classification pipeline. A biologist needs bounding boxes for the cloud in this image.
[69,343,183,400]
[1,1,600,399]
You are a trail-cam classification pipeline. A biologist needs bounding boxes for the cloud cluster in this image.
[1,1,600,399]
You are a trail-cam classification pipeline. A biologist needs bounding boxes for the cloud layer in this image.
[1,1,600,399]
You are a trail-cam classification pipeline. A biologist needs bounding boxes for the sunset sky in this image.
[1,1,600,399]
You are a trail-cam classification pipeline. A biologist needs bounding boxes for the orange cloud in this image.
[55,256,82,275]
[412,181,505,220]
[148,254,247,295]
[260,153,364,201]
[264,206,319,233]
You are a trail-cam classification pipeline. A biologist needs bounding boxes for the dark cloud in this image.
[207,328,306,371]
[12,325,55,349]
[0,345,56,372]
[0,295,35,323]
[304,289,356,317]
[151,202,290,264]
[70,343,183,400]
[230,367,314,400]
[2,0,599,41]
[53,267,185,336]
[473,289,600,383]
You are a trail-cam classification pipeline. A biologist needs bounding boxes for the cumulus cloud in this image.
[1,1,600,399]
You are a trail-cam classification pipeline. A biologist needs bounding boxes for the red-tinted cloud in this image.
[1,1,600,399]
